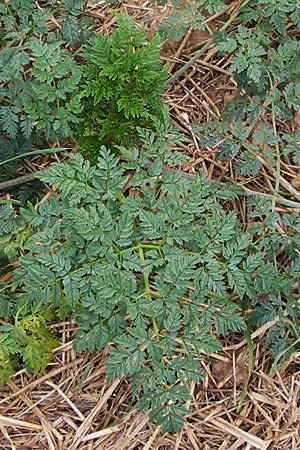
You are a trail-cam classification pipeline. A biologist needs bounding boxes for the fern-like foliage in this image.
[2,140,296,431]
[0,0,88,178]
[203,0,300,171]
[76,12,169,159]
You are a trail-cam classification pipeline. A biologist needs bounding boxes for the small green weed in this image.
[1,139,298,431]
[76,13,169,159]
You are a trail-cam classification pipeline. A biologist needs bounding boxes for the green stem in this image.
[151,312,160,337]
[266,70,281,212]
[140,243,163,250]
[237,325,253,411]
[0,283,14,294]
[138,244,151,298]
[118,243,162,255]
[0,147,69,167]
[269,336,300,375]
[137,244,161,337]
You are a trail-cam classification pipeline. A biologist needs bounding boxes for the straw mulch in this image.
[1,321,299,449]
[1,1,300,449]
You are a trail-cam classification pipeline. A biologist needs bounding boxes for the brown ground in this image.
[1,1,300,449]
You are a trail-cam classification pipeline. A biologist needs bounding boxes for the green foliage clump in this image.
[0,287,59,384]
[0,0,89,178]
[76,13,169,159]
[169,0,300,370]
[2,135,298,431]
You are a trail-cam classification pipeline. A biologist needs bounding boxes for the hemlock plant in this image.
[76,13,169,159]
[1,0,300,434]
[0,142,297,432]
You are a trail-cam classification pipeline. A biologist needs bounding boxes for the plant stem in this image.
[0,147,69,167]
[137,244,151,298]
[266,71,281,211]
